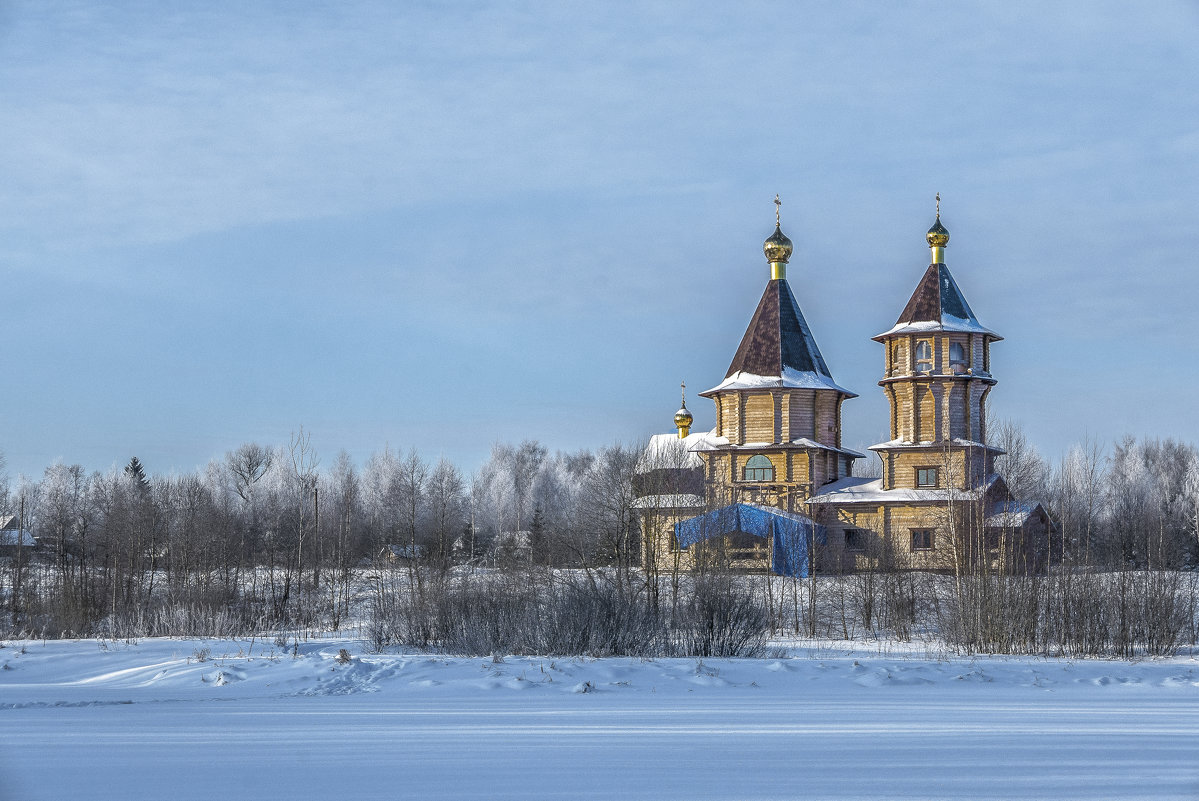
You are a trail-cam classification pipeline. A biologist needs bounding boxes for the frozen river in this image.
[2,638,1197,800]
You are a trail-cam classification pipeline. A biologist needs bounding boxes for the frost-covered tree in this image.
[1105,437,1197,568]
[426,457,465,566]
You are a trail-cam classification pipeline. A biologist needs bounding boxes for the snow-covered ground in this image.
[2,637,1197,800]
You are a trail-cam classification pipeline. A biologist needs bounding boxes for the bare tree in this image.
[427,457,465,567]
[287,429,320,597]
[224,442,272,589]
[227,443,272,503]
[579,444,640,596]
[324,451,361,628]
[992,418,1047,505]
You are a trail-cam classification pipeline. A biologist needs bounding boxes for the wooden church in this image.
[634,197,1052,577]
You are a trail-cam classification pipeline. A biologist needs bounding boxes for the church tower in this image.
[697,197,858,512]
[870,198,1002,492]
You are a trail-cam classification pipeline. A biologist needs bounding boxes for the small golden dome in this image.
[764,225,793,264]
[764,193,793,265]
[674,381,693,438]
[926,217,950,248]
[674,406,693,428]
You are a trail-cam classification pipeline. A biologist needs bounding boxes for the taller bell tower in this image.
[870,199,1002,491]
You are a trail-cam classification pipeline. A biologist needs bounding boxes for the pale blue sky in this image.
[2,1,1197,478]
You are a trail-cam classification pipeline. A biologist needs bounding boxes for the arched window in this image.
[743,454,774,482]
[915,340,933,373]
[949,342,966,364]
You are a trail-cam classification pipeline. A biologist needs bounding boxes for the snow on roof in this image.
[789,438,867,458]
[635,432,707,473]
[808,474,999,505]
[683,433,863,458]
[868,438,1005,453]
[874,315,999,339]
[631,494,706,510]
[985,501,1042,528]
[685,431,732,453]
[0,530,35,547]
[702,366,856,397]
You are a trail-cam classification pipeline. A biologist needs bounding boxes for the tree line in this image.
[1,426,1198,658]
[0,434,645,640]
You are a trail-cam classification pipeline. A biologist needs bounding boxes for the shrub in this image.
[365,570,771,658]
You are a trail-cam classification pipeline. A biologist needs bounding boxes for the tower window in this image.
[743,454,775,482]
[916,467,938,487]
[915,340,933,373]
[949,342,966,364]
[910,529,935,551]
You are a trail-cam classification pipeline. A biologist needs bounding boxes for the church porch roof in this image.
[682,430,863,458]
[635,432,707,473]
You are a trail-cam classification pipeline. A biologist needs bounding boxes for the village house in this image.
[0,514,37,559]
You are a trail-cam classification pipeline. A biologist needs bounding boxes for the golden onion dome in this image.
[674,382,693,437]
[764,225,793,264]
[926,216,950,248]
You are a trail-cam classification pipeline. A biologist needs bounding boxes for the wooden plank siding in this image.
[788,389,816,440]
[918,384,936,442]
[815,391,838,447]
[743,393,775,443]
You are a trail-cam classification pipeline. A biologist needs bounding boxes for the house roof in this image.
[0,530,36,547]
[984,501,1044,528]
[873,263,1001,341]
[631,494,706,510]
[705,279,854,397]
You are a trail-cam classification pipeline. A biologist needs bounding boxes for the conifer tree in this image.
[124,456,150,492]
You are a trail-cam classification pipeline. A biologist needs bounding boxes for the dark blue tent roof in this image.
[674,503,826,578]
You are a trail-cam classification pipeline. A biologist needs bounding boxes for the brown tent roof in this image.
[725,279,834,380]
[875,263,1001,341]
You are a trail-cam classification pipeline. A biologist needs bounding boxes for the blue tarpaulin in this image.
[673,503,827,578]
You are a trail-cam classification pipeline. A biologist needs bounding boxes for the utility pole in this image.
[313,484,320,589]
[12,495,25,628]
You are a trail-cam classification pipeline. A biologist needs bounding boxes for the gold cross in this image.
[680,381,686,407]
[935,192,941,218]
[774,194,782,227]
